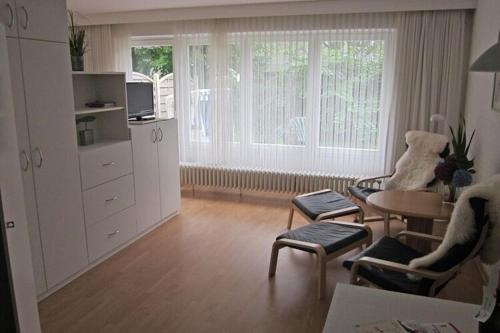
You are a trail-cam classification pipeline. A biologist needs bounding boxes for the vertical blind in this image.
[174,14,397,177]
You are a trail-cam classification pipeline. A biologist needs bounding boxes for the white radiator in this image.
[180,164,359,194]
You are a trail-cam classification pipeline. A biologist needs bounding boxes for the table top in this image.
[366,190,453,220]
[323,284,479,332]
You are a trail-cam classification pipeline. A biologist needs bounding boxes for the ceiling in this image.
[66,0,315,14]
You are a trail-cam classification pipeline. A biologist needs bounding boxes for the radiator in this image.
[180,164,359,194]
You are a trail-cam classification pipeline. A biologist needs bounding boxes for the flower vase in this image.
[445,184,457,204]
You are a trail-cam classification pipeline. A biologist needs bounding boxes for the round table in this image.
[366,190,453,252]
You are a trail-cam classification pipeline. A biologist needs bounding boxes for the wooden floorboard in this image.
[38,189,482,333]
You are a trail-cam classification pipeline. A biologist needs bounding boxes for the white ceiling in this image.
[67,0,314,14]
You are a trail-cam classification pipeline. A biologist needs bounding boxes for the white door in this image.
[0,25,41,333]
[7,36,46,294]
[20,39,88,288]
[157,120,181,220]
[0,0,17,37]
[15,0,67,43]
[131,123,161,232]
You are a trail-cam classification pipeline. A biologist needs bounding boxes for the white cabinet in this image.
[7,37,47,294]
[15,0,67,43]
[131,122,161,232]
[20,39,88,288]
[157,120,181,220]
[0,0,17,37]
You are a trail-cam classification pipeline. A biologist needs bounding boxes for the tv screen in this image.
[126,82,154,118]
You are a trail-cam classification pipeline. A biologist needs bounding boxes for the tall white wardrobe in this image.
[2,0,88,295]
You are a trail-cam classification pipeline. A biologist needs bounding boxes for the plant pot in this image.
[71,55,84,71]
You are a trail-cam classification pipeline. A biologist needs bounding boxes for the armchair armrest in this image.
[355,256,444,280]
[395,231,444,244]
[296,189,332,198]
[354,174,392,187]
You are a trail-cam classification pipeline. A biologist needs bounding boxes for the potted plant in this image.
[434,119,475,202]
[68,11,86,71]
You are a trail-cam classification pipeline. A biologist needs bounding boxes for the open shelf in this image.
[75,106,125,116]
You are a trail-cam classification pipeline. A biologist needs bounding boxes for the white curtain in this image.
[82,24,133,79]
[174,14,398,177]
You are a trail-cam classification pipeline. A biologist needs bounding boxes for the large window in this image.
[177,29,395,177]
[130,38,175,118]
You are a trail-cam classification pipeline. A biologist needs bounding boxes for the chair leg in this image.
[317,251,327,300]
[383,212,391,236]
[350,262,361,285]
[358,208,365,224]
[287,207,294,230]
[269,242,281,278]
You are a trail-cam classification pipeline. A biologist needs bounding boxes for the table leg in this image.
[406,217,433,253]
[383,212,391,236]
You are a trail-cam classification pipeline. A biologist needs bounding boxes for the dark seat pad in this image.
[348,186,382,203]
[277,222,369,255]
[343,236,428,295]
[293,191,359,220]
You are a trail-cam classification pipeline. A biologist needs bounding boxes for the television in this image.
[126,82,154,119]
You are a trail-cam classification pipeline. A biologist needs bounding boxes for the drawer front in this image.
[80,141,133,189]
[87,206,137,262]
[83,174,135,226]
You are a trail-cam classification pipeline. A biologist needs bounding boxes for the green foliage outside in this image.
[132,46,173,77]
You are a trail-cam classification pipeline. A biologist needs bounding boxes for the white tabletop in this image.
[323,284,479,332]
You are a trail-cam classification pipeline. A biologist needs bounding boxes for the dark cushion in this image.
[343,236,427,295]
[277,222,369,255]
[292,191,359,221]
[348,186,382,203]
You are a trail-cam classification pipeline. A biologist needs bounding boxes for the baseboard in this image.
[36,211,179,301]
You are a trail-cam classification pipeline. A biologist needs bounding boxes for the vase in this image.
[479,289,500,332]
[71,55,84,71]
[446,184,457,203]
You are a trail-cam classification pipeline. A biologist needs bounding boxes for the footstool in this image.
[287,189,364,229]
[269,221,372,299]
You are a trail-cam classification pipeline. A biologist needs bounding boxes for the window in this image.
[130,38,175,118]
[176,29,395,177]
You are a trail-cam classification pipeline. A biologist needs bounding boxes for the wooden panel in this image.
[20,39,88,288]
[7,37,47,294]
[15,0,67,42]
[86,206,137,262]
[131,123,161,232]
[79,141,133,189]
[83,174,135,226]
[157,119,181,220]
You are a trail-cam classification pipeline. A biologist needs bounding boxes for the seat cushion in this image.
[343,236,430,295]
[277,222,369,255]
[348,186,381,203]
[292,191,359,221]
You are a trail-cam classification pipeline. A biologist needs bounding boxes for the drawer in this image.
[87,206,137,262]
[83,174,135,226]
[80,141,133,189]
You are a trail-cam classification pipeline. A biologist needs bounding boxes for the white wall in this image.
[464,0,500,182]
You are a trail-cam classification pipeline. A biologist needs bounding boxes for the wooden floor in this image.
[38,189,482,333]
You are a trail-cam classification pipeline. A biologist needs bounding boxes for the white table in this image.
[323,284,479,332]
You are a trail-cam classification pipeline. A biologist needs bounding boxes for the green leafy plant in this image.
[449,119,475,173]
[68,11,86,57]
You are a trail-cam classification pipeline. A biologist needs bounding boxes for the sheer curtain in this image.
[174,14,398,178]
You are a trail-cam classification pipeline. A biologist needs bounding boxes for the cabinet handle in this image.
[158,128,164,142]
[152,128,157,143]
[105,196,118,203]
[102,161,116,167]
[20,149,30,171]
[107,230,120,237]
[20,6,28,30]
[5,3,14,28]
[33,147,43,168]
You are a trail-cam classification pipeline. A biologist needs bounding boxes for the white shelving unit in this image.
[74,106,125,116]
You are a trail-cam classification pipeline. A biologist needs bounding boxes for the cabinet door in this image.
[16,0,67,43]
[0,29,41,333]
[7,37,46,294]
[131,123,161,233]
[0,0,17,37]
[157,120,181,220]
[20,39,88,288]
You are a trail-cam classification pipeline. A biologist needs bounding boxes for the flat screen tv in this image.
[126,82,154,118]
